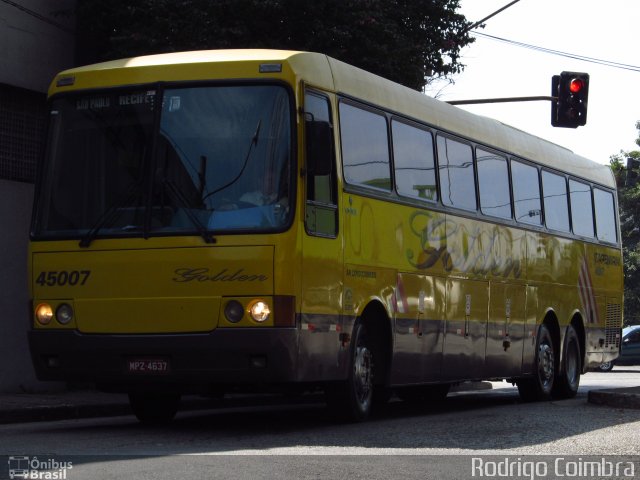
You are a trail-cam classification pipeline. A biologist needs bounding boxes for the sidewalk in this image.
[0,385,638,424]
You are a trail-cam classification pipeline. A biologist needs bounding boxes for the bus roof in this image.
[51,49,615,188]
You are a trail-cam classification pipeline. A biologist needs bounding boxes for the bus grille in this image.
[605,302,622,348]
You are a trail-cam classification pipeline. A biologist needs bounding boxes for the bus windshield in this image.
[33,84,293,241]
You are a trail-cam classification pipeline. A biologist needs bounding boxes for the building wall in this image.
[0,0,75,392]
[0,0,76,93]
[0,179,59,392]
[0,84,46,183]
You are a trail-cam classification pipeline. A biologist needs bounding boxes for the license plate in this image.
[126,358,170,374]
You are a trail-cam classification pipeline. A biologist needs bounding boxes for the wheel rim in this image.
[599,362,612,371]
[538,342,554,389]
[353,345,373,408]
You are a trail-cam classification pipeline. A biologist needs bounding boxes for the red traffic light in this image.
[569,78,585,94]
[551,71,589,128]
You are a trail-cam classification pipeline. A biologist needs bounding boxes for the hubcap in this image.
[354,345,373,406]
[538,342,554,388]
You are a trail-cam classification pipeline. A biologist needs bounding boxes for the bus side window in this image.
[593,188,617,243]
[392,119,437,203]
[436,135,476,211]
[542,170,570,232]
[477,148,511,219]
[569,179,594,238]
[304,92,337,237]
[512,159,542,225]
[340,102,391,191]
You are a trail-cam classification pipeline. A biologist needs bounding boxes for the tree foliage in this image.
[76,0,474,91]
[610,121,640,326]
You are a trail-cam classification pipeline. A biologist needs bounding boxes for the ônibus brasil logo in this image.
[8,456,73,479]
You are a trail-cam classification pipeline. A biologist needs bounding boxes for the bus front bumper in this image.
[28,328,300,390]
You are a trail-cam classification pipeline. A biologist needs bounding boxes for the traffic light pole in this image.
[447,96,556,106]
[447,72,588,128]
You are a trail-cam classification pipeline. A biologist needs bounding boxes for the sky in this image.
[430,0,640,165]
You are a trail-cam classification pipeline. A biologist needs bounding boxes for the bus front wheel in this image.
[128,392,181,425]
[326,322,374,421]
[517,323,555,402]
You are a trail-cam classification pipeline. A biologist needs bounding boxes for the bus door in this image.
[391,273,445,384]
[443,278,489,380]
[484,283,526,378]
[298,90,343,381]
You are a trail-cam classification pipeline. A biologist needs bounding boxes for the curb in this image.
[587,387,640,410]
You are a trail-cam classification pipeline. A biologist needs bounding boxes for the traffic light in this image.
[626,157,640,187]
[551,72,589,128]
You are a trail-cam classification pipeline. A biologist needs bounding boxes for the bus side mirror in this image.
[305,120,332,177]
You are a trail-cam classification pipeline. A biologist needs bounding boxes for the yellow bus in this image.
[28,50,623,423]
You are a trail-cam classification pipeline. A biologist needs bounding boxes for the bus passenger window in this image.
[392,120,437,202]
[477,148,511,219]
[512,160,542,225]
[569,179,594,238]
[437,135,476,211]
[542,171,570,232]
[340,102,391,191]
[594,188,617,243]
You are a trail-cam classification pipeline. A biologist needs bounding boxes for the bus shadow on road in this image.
[41,386,640,455]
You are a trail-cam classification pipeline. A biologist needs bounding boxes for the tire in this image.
[596,361,614,372]
[326,322,375,421]
[553,325,582,399]
[129,392,181,425]
[517,323,555,402]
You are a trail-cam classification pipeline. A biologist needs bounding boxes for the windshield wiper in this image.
[202,119,261,202]
[79,183,142,248]
[162,180,215,244]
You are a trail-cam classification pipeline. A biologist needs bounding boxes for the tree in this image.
[610,121,640,326]
[75,0,474,91]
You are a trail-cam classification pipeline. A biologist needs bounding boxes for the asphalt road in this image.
[1,367,639,479]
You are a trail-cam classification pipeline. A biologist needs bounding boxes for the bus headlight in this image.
[249,300,271,323]
[35,303,54,325]
[224,300,244,323]
[56,303,74,325]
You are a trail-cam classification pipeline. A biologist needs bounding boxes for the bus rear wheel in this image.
[128,392,181,425]
[517,323,555,402]
[553,325,581,399]
[326,322,374,421]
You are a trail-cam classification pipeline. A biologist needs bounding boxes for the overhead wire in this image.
[471,31,640,73]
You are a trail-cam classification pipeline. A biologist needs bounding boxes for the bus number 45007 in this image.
[35,270,91,287]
